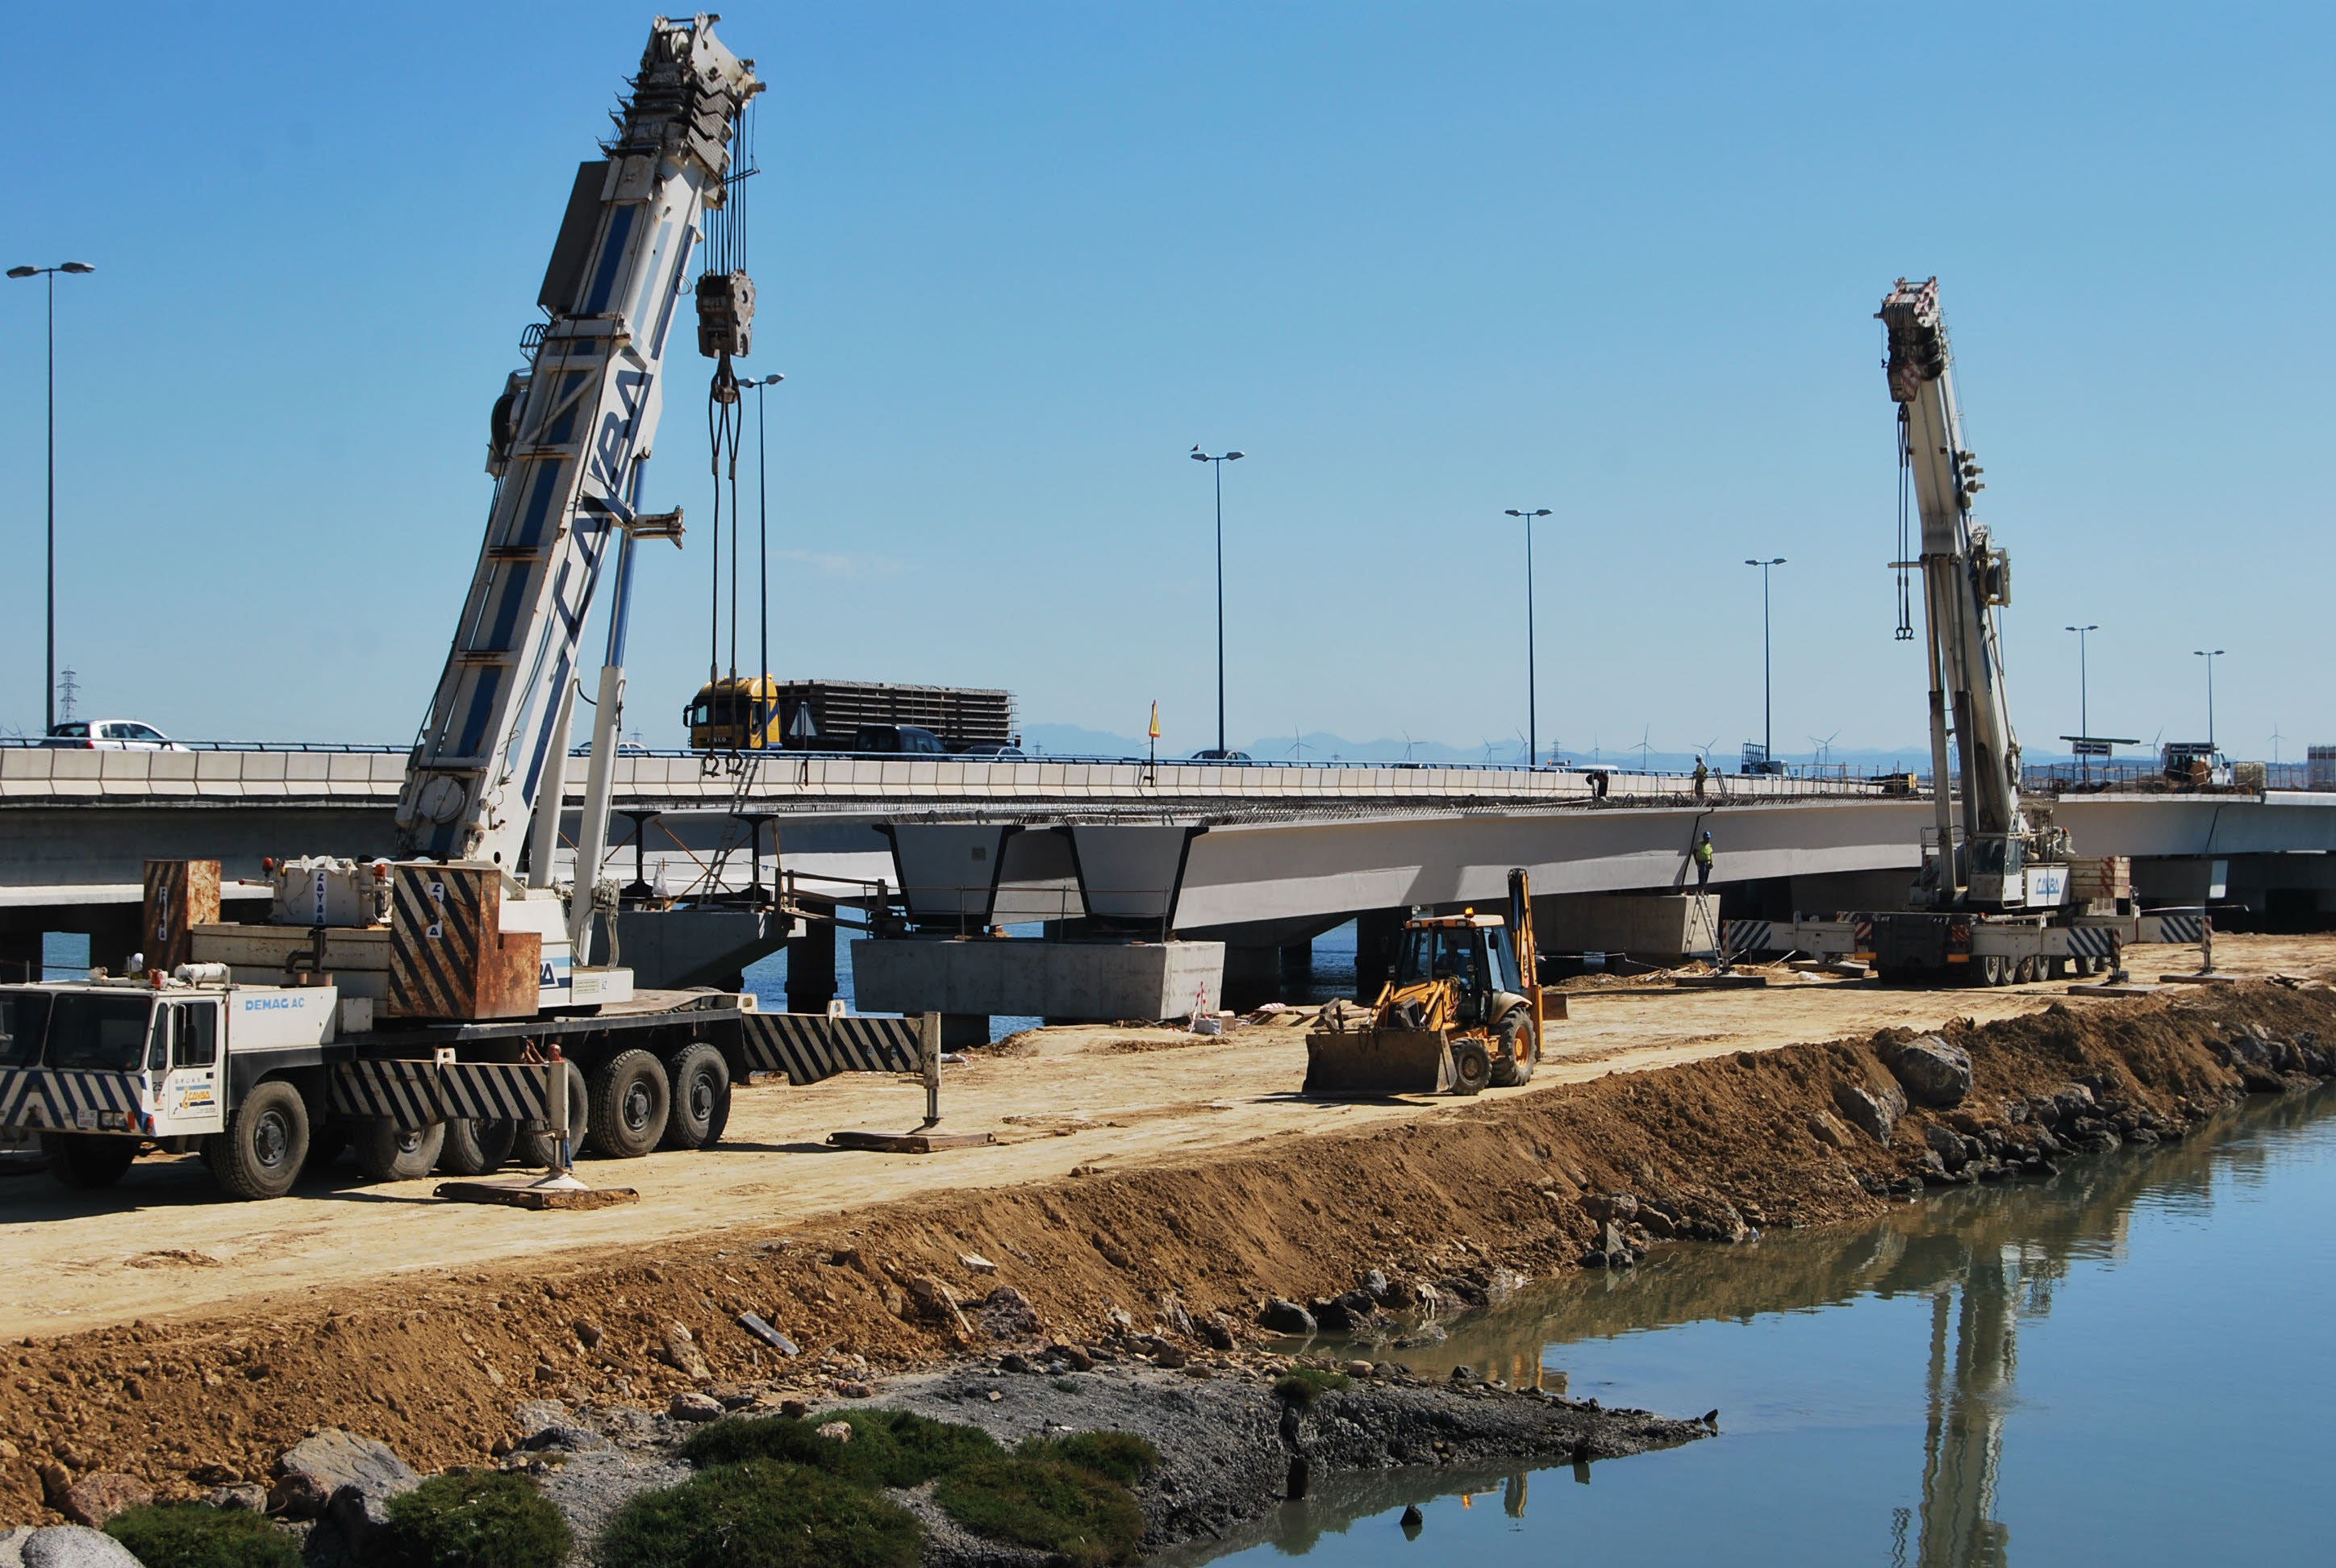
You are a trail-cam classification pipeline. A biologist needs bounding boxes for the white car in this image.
[43,719,184,751]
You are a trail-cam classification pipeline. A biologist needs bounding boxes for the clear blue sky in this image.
[2,2,2326,761]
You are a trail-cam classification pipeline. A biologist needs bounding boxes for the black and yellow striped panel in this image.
[328,1060,440,1131]
[0,1069,142,1130]
[437,1062,551,1122]
[740,1012,921,1085]
[389,864,496,1020]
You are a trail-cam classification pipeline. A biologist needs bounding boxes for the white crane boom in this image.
[1880,277,2029,909]
[394,17,760,874]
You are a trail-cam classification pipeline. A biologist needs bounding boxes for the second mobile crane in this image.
[1738,278,2138,983]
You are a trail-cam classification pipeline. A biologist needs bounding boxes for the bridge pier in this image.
[1354,909,1404,998]
[786,918,838,1014]
[0,931,38,984]
[1220,946,1283,1011]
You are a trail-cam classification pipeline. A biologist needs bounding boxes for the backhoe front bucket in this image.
[1302,1028,1451,1096]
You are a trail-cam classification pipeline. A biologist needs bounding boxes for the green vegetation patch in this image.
[933,1455,1146,1568]
[382,1470,574,1568]
[679,1408,1001,1489]
[599,1459,921,1568]
[1019,1429,1162,1487]
[104,1503,302,1568]
[1273,1366,1352,1405]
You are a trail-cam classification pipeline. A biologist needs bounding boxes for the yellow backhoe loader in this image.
[1304,867,1546,1095]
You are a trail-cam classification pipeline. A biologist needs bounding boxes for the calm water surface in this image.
[1169,1085,2336,1567]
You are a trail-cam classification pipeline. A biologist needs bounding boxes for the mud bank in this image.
[6,982,2333,1528]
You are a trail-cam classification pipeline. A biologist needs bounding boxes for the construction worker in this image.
[1693,830,1715,891]
[1692,756,1708,798]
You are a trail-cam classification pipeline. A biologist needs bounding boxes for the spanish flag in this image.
[1149,701,1161,740]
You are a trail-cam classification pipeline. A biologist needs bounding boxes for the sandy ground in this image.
[4,934,2323,1341]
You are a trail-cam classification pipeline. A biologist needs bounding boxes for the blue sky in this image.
[2,2,2326,761]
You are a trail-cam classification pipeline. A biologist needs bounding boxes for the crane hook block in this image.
[696,269,755,357]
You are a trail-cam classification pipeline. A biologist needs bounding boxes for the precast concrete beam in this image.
[851,937,1224,1023]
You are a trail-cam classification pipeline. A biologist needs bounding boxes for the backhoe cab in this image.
[1304,869,1545,1096]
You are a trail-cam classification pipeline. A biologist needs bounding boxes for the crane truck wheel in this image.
[587,1049,670,1160]
[1487,1009,1536,1088]
[660,1044,731,1151]
[204,1079,310,1200]
[512,1066,592,1169]
[40,1132,137,1191]
[1449,1039,1491,1096]
[440,1117,519,1176]
[354,1120,447,1183]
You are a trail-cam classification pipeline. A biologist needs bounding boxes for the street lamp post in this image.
[2194,648,2225,749]
[1744,557,1786,769]
[2066,623,2098,781]
[1504,508,1551,766]
[1189,447,1245,755]
[6,261,96,734]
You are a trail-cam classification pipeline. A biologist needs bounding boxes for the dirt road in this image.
[3,936,2319,1341]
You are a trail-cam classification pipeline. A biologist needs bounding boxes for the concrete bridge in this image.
[3,746,2331,1003]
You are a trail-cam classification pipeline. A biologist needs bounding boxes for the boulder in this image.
[1583,1193,1638,1224]
[902,1276,974,1340]
[19,1527,143,1568]
[1833,1079,1905,1145]
[1923,1121,1969,1172]
[1200,1312,1237,1352]
[269,1429,416,1521]
[1154,1291,1196,1339]
[1806,1111,1849,1150]
[1,1525,31,1568]
[206,1483,269,1512]
[655,1324,713,1380]
[57,1474,150,1528]
[668,1392,724,1423]
[1885,1036,1973,1108]
[1258,1299,1316,1335]
[978,1285,1041,1340]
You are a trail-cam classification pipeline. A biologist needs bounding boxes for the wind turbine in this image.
[2270,724,2284,765]
[1634,726,1653,773]
[1287,726,1312,761]
[1809,728,1842,767]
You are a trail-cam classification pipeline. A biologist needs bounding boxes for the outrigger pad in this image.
[827,1127,995,1153]
[435,1180,639,1210]
[1302,1028,1452,1097]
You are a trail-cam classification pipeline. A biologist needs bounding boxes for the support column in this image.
[1354,909,1405,999]
[1279,940,1312,982]
[786,919,838,1015]
[1220,945,1282,1011]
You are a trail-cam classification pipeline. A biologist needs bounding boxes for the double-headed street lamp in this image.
[2194,648,2225,749]
[2066,623,2098,779]
[1190,447,1244,755]
[7,261,96,734]
[1504,508,1551,766]
[1745,557,1786,769]
[746,373,784,695]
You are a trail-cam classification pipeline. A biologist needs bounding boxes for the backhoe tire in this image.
[661,1044,731,1151]
[354,1120,446,1183]
[1449,1039,1491,1097]
[440,1117,519,1176]
[1487,1009,1536,1088]
[512,1066,592,1170]
[41,1132,136,1191]
[205,1080,310,1200]
[588,1049,670,1160]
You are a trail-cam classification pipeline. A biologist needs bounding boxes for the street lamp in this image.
[2066,623,2098,780]
[6,260,96,734]
[2193,648,2225,749]
[1504,508,1552,766]
[1744,557,1786,770]
[1189,447,1245,755]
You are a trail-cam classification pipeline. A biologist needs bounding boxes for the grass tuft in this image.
[1018,1429,1162,1487]
[679,1409,1000,1489]
[933,1455,1146,1568]
[1273,1366,1352,1405]
[104,1503,302,1568]
[381,1470,573,1568]
[599,1459,921,1568]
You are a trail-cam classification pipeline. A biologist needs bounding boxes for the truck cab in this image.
[0,978,338,1196]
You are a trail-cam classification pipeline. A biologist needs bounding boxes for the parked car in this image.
[956,741,1025,758]
[43,720,183,751]
[854,724,948,755]
[1189,749,1253,762]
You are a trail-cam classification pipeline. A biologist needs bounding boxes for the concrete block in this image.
[1538,895,1719,961]
[851,938,1225,1023]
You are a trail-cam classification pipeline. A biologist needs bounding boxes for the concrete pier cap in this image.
[851,935,1226,1024]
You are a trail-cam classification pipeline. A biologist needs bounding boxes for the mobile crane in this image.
[0,17,830,1199]
[1734,280,2137,982]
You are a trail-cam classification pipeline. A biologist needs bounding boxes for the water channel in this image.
[1169,1084,2336,1567]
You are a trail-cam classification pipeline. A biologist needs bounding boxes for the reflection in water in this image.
[1174,1086,2334,1566]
